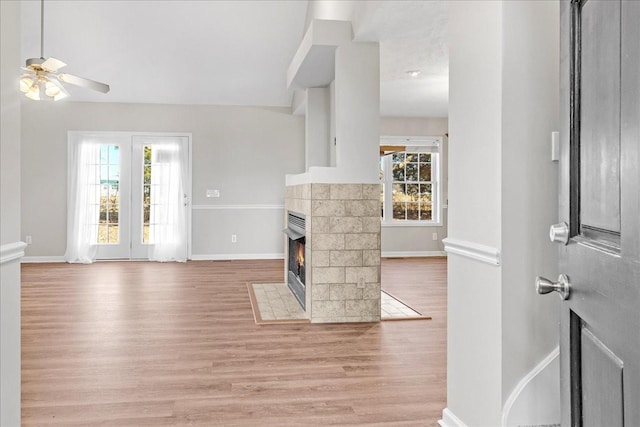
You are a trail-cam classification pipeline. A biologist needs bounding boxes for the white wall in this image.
[1,1,21,246]
[0,1,23,425]
[501,0,560,418]
[445,1,559,426]
[21,102,304,260]
[380,117,449,255]
[447,2,504,425]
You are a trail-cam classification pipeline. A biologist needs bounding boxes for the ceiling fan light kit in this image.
[20,0,110,101]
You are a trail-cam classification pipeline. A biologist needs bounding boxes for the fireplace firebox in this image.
[284,212,306,309]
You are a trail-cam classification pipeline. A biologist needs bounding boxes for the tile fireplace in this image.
[284,183,381,323]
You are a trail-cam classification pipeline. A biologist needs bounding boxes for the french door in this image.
[68,132,190,261]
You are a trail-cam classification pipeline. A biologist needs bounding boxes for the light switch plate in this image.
[551,131,560,162]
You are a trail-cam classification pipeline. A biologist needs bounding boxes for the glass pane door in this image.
[94,136,131,259]
[131,136,189,260]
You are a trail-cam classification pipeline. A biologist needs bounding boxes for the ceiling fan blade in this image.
[41,57,67,72]
[58,73,110,94]
[47,77,69,101]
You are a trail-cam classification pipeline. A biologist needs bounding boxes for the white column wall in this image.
[500,1,560,423]
[305,87,330,169]
[0,1,23,425]
[334,42,380,183]
[445,1,561,426]
[446,1,504,425]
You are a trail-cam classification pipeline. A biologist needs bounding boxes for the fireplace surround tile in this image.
[362,217,382,232]
[312,266,345,284]
[363,250,382,266]
[345,200,379,217]
[329,184,363,200]
[329,217,363,233]
[311,183,331,199]
[362,184,382,200]
[311,200,346,217]
[312,234,345,251]
[312,284,330,300]
[330,283,363,301]
[344,233,379,250]
[312,250,330,267]
[329,250,363,267]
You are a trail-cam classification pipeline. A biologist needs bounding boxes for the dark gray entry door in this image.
[558,0,639,426]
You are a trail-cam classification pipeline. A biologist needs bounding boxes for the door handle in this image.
[536,274,571,300]
[549,222,569,245]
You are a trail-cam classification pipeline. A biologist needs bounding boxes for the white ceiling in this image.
[20,0,448,117]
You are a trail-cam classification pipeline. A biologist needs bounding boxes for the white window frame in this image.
[380,135,443,227]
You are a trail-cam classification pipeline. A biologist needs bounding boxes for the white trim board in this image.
[22,256,66,263]
[382,251,447,258]
[439,408,468,427]
[190,253,285,261]
[192,205,284,210]
[442,237,501,266]
[1,242,28,265]
[502,346,560,427]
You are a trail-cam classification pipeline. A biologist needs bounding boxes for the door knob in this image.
[536,274,570,300]
[549,222,569,244]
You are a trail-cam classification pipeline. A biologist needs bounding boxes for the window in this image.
[380,137,442,225]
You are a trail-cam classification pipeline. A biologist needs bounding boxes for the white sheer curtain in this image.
[148,142,186,262]
[64,142,101,263]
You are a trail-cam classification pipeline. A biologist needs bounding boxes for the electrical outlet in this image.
[206,189,220,198]
[432,232,438,241]
[231,234,237,243]
[25,235,32,245]
[357,277,365,289]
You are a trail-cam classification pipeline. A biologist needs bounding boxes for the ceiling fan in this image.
[19,0,110,101]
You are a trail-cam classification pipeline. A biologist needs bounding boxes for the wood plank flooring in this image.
[21,258,447,426]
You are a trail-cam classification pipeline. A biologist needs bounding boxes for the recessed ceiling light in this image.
[406,70,421,77]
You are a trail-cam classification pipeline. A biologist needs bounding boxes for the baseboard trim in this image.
[381,251,447,258]
[190,253,285,261]
[1,241,27,265]
[23,254,287,263]
[501,346,560,426]
[442,237,500,266]
[21,256,65,263]
[439,408,468,427]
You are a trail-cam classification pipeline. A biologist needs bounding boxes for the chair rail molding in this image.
[1,241,27,265]
[191,204,284,210]
[442,237,501,266]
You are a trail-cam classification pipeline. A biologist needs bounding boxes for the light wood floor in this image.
[21,258,447,426]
